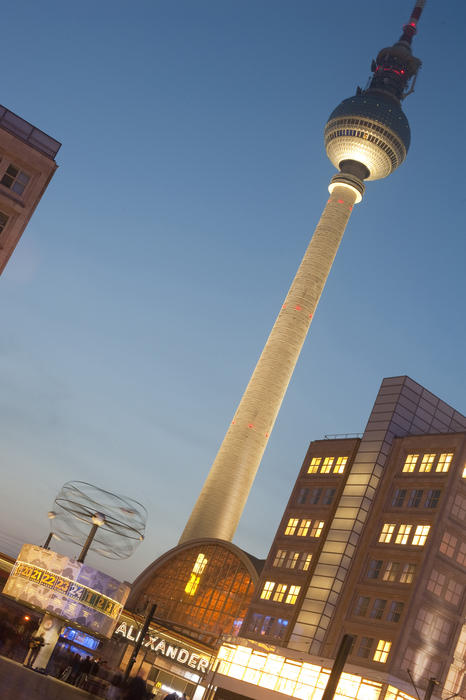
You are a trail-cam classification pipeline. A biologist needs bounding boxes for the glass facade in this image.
[134,543,256,644]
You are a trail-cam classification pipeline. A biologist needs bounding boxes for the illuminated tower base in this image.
[180,172,364,544]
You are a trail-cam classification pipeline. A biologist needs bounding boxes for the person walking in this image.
[75,654,92,688]
[124,675,149,699]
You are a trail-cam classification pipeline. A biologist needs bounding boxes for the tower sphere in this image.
[324,93,411,181]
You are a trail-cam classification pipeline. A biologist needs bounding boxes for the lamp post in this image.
[43,511,57,549]
[77,512,105,563]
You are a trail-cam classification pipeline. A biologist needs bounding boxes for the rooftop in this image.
[0,105,61,160]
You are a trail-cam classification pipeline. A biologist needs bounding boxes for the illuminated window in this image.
[192,553,208,574]
[296,488,309,505]
[400,563,416,584]
[392,489,406,507]
[307,457,321,474]
[383,561,400,582]
[463,466,466,479]
[407,490,423,508]
[260,581,275,600]
[357,637,373,658]
[370,598,387,620]
[353,595,370,616]
[402,454,418,473]
[185,573,201,595]
[436,452,453,473]
[310,521,325,538]
[395,524,412,545]
[298,553,312,571]
[297,520,311,537]
[322,488,336,505]
[367,559,383,579]
[0,210,9,235]
[379,523,395,543]
[285,585,301,605]
[284,518,299,535]
[425,489,441,509]
[373,639,391,663]
[1,163,30,195]
[419,454,436,473]
[387,601,404,623]
[440,532,457,558]
[273,550,287,568]
[184,552,208,595]
[320,457,334,474]
[334,456,348,474]
[273,584,288,603]
[412,525,430,546]
[285,552,300,569]
[309,488,322,504]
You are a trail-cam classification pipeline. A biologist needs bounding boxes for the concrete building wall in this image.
[0,105,60,274]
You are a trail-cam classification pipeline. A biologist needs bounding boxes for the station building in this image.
[212,377,466,700]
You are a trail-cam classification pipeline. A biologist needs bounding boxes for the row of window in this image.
[379,523,430,546]
[284,518,325,538]
[366,559,417,583]
[307,456,348,475]
[353,595,404,623]
[296,487,335,506]
[440,532,466,567]
[353,637,392,664]
[273,550,312,571]
[402,452,453,474]
[330,115,405,153]
[326,127,399,170]
[247,613,289,640]
[260,581,301,605]
[391,488,441,509]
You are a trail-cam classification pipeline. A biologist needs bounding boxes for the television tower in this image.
[180,1,426,544]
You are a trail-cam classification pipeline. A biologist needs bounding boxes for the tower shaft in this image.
[180,176,363,544]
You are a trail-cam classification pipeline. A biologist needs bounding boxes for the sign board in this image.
[114,621,212,673]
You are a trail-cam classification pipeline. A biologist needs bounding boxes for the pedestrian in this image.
[124,675,149,699]
[23,632,45,668]
[75,654,92,688]
[69,652,82,684]
[106,673,124,699]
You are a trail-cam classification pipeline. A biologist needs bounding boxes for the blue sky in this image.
[1,0,465,581]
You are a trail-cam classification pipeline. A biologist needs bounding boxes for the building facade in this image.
[214,376,466,700]
[0,105,60,274]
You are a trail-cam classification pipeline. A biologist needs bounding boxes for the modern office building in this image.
[0,104,60,274]
[213,376,466,700]
[180,1,427,546]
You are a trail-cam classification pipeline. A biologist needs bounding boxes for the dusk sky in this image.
[1,0,465,582]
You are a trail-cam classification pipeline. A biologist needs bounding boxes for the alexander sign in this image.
[114,622,212,673]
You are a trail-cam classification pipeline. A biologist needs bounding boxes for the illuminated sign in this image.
[11,561,121,618]
[114,622,211,673]
[62,627,100,651]
[3,544,130,638]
